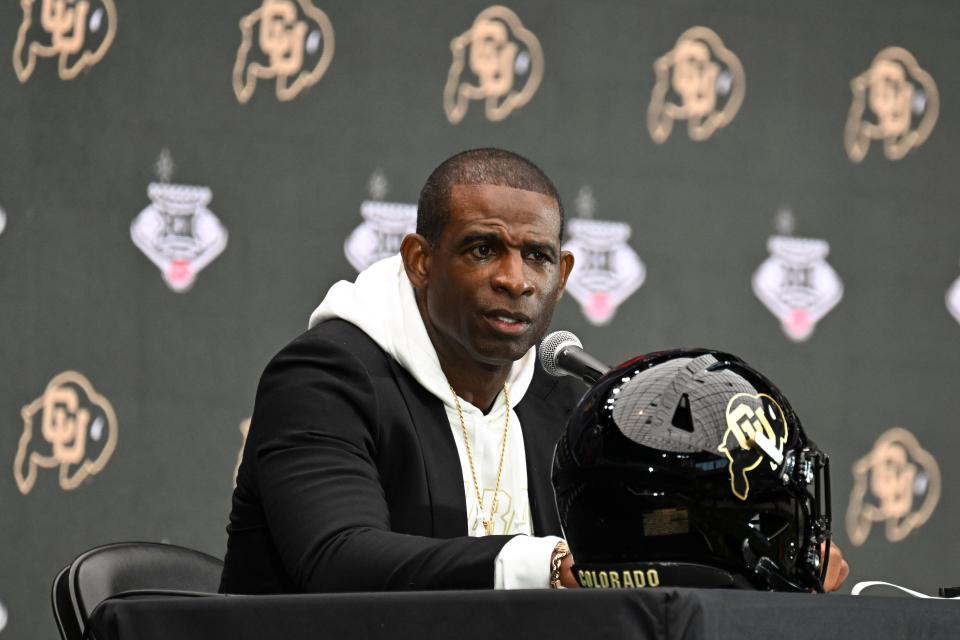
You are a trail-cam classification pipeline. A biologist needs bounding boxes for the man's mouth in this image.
[483,310,532,336]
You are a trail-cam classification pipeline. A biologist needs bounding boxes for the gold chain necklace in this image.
[450,383,511,536]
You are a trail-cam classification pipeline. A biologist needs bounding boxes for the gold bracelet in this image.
[549,541,570,589]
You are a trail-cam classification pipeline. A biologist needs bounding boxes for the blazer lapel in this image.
[517,393,564,537]
[389,359,469,538]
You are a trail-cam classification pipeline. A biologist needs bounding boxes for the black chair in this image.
[51,541,224,640]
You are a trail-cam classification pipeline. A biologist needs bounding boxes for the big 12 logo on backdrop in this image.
[945,259,960,326]
[130,150,228,292]
[561,188,645,326]
[752,213,843,342]
[343,170,416,272]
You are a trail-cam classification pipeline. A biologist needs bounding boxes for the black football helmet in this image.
[552,349,831,592]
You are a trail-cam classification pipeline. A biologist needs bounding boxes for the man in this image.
[221,148,582,592]
[220,148,848,593]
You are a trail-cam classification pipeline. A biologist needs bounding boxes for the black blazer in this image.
[220,319,584,593]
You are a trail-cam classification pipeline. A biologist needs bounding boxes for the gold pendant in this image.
[483,519,494,535]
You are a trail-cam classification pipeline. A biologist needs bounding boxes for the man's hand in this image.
[559,552,579,588]
[821,542,850,592]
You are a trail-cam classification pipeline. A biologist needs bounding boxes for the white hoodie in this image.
[308,255,561,588]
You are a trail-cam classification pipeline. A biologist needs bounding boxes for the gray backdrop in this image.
[1,1,958,638]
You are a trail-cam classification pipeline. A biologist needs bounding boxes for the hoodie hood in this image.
[308,255,535,410]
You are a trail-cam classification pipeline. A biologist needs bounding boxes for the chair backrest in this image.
[52,565,82,640]
[52,541,224,640]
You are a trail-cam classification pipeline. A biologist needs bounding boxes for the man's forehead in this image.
[448,182,559,215]
[446,182,561,237]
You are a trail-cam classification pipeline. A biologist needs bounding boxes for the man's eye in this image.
[470,245,493,259]
[528,251,552,263]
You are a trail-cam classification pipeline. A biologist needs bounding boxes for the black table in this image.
[86,588,960,640]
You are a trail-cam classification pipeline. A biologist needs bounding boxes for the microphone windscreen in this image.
[539,330,582,377]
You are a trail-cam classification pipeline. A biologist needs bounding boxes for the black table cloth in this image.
[86,587,960,640]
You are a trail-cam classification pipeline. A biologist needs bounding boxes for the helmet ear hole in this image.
[671,393,695,432]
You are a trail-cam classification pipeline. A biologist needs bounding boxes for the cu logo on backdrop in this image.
[14,371,118,494]
[648,26,745,143]
[233,0,335,103]
[846,428,940,546]
[844,47,938,162]
[444,5,544,124]
[13,0,117,82]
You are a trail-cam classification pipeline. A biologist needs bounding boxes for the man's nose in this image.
[492,252,534,297]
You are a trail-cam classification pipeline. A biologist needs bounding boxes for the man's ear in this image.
[400,233,432,290]
[555,250,575,300]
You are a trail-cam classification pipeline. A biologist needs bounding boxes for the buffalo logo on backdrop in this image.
[444,5,544,124]
[844,47,938,163]
[648,26,745,144]
[343,170,417,272]
[234,418,250,484]
[946,259,960,326]
[233,0,335,104]
[752,210,843,342]
[0,203,6,237]
[14,371,118,495]
[13,0,117,83]
[718,393,788,501]
[561,187,645,326]
[0,598,6,633]
[847,428,940,545]
[131,149,228,292]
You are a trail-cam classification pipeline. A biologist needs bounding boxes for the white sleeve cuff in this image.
[493,535,564,590]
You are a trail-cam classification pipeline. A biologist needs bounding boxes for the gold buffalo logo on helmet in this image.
[846,428,940,545]
[718,393,788,501]
[14,371,117,494]
[233,0,335,104]
[647,26,745,144]
[844,47,938,163]
[13,0,117,83]
[443,5,544,124]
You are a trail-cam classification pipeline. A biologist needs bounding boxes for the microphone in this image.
[539,330,610,384]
